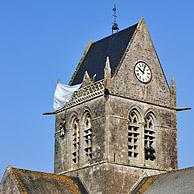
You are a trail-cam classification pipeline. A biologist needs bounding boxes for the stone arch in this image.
[144,109,158,126]
[128,105,143,123]
[70,114,80,164]
[128,107,142,160]
[80,106,92,122]
[81,108,92,162]
[69,112,79,125]
[144,110,157,161]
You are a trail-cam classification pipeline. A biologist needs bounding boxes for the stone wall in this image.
[54,96,107,173]
[54,19,178,193]
[63,162,163,194]
[111,19,173,108]
[105,95,177,170]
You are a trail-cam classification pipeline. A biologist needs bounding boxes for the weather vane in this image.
[112,4,119,34]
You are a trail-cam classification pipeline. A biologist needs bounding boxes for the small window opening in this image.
[84,113,92,162]
[144,114,156,161]
[72,118,80,164]
[128,111,140,159]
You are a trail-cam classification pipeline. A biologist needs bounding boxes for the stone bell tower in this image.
[54,19,178,194]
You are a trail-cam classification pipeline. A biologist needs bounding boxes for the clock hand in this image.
[143,65,146,74]
[138,67,144,74]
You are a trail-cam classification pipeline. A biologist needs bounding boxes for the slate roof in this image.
[131,167,194,194]
[70,23,138,85]
[1,166,88,194]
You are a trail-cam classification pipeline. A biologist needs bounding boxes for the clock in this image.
[134,61,152,83]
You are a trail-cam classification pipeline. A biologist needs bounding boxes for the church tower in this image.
[54,19,178,194]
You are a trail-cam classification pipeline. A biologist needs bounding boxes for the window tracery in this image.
[144,113,156,161]
[83,112,92,162]
[72,117,80,164]
[128,111,140,159]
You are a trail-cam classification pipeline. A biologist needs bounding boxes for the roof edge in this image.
[130,166,194,194]
[69,21,140,85]
[130,176,157,194]
[1,166,28,194]
[0,165,11,185]
[112,17,171,96]
[7,166,72,178]
[112,19,141,79]
[129,172,149,193]
[92,22,139,45]
[144,19,171,94]
[9,166,28,194]
[69,40,93,85]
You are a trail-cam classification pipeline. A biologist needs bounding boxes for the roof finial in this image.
[112,4,119,34]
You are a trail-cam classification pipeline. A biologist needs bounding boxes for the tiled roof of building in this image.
[131,167,194,194]
[70,23,138,85]
[1,166,88,194]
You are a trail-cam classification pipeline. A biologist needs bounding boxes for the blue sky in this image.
[0,0,194,178]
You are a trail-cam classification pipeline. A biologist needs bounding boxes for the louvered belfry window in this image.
[72,118,80,164]
[128,111,140,159]
[84,112,92,162]
[144,114,156,161]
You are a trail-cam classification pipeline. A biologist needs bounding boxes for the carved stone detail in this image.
[82,71,92,87]
[104,56,112,88]
[65,80,104,108]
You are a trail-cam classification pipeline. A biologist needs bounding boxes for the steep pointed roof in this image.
[69,23,138,85]
[0,166,88,194]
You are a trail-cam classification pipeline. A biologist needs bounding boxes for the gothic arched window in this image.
[72,117,80,164]
[128,110,140,159]
[144,113,156,161]
[83,112,92,162]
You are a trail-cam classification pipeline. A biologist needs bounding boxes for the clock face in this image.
[134,61,152,83]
